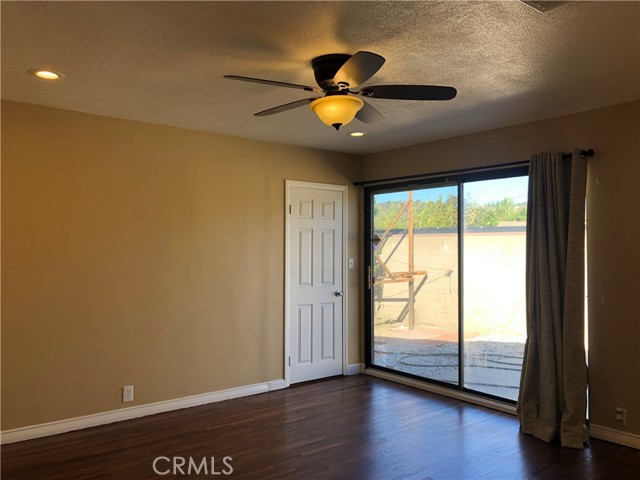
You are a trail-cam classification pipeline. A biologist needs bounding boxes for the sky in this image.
[374,176,529,206]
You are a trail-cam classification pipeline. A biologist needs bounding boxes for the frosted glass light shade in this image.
[310,95,364,130]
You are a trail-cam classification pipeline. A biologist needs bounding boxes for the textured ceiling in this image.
[2,1,639,155]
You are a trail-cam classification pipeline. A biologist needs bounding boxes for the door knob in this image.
[334,290,344,297]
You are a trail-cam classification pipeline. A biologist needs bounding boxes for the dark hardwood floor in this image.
[2,375,638,479]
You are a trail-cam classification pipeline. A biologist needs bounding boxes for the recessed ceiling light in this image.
[350,132,366,137]
[28,69,64,80]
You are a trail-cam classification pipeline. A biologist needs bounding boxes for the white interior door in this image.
[287,183,345,384]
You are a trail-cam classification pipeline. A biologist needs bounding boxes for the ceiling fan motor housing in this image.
[311,54,351,89]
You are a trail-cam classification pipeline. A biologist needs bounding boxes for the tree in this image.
[374,195,527,230]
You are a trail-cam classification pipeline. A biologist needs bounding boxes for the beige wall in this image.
[3,99,638,438]
[1,100,361,430]
[362,100,640,435]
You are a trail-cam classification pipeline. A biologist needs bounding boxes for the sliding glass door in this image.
[365,168,529,402]
[462,177,528,401]
[371,184,459,385]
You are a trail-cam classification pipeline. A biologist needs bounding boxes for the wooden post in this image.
[408,191,415,330]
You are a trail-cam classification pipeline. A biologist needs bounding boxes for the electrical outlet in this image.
[615,407,627,426]
[122,385,134,403]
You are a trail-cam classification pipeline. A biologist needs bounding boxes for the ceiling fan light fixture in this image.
[310,95,364,130]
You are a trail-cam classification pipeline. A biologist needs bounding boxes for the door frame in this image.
[363,165,530,403]
[284,180,348,387]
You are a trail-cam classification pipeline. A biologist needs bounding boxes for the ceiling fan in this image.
[224,51,457,130]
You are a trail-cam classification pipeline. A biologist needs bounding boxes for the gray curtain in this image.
[517,150,588,449]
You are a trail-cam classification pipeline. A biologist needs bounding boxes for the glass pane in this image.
[462,176,528,400]
[371,185,459,385]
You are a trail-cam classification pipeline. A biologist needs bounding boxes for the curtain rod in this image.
[353,149,595,187]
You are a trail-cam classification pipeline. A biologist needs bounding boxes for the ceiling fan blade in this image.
[254,98,319,117]
[355,100,384,124]
[224,75,322,94]
[358,85,457,100]
[333,51,385,87]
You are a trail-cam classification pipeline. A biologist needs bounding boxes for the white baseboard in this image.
[590,424,640,450]
[1,378,287,445]
[267,379,288,391]
[345,363,365,376]
[5,374,636,451]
